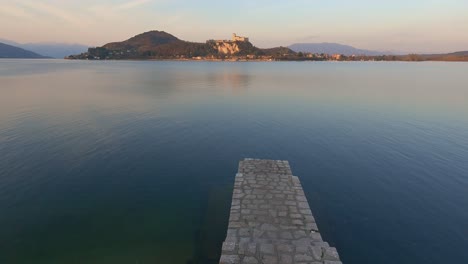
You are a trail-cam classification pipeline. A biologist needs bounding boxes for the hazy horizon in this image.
[1,0,468,54]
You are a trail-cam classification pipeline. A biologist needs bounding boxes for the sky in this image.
[1,0,467,53]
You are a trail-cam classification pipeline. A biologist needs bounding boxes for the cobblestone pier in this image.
[219,159,342,264]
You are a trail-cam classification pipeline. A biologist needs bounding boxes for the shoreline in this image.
[62,58,468,63]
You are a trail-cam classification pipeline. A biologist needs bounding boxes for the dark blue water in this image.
[0,59,467,263]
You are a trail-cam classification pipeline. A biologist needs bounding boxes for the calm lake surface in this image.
[0,59,467,264]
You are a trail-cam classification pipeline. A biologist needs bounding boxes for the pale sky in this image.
[1,0,467,53]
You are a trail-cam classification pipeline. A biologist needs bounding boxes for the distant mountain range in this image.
[407,51,468,61]
[444,51,468,56]
[289,42,396,56]
[0,39,88,58]
[0,42,47,58]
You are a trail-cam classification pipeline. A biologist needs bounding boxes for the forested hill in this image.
[67,30,296,60]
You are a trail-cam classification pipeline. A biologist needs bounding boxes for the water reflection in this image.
[205,67,250,94]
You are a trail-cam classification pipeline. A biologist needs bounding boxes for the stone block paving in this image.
[219,159,342,264]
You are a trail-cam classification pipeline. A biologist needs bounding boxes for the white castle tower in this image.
[232,33,249,42]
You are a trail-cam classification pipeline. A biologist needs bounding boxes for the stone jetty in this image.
[219,159,342,264]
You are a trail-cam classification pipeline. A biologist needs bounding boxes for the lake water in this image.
[0,59,467,264]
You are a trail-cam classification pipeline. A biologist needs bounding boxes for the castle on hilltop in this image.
[207,33,249,44]
[205,33,251,55]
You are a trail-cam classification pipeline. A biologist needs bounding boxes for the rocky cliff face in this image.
[214,42,241,54]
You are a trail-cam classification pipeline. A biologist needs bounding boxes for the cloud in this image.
[18,1,84,26]
[117,0,153,10]
[87,0,155,20]
[0,3,32,19]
